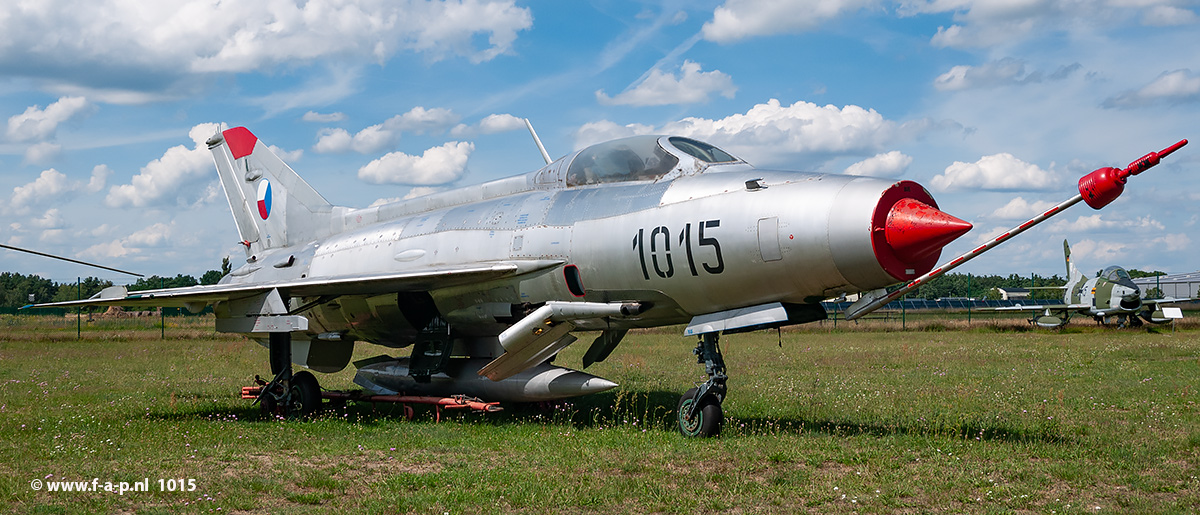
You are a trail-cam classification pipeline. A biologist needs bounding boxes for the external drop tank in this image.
[354,357,618,403]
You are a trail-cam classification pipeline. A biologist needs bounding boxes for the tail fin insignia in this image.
[256,180,272,220]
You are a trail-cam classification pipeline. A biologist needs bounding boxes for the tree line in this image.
[1,258,231,309]
[910,268,1165,300]
[912,272,1065,301]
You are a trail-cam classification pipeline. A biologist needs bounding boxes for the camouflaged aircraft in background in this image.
[992,240,1195,328]
[36,125,1186,436]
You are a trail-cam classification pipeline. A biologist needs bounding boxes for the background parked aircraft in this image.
[993,239,1194,328]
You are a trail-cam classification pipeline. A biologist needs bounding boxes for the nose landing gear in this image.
[677,332,727,437]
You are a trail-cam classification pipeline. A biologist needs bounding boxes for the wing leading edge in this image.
[989,303,1090,312]
[29,260,564,311]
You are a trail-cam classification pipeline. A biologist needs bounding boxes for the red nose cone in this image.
[885,199,973,262]
[870,181,972,281]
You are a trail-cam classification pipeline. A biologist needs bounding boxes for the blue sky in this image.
[2,0,1198,285]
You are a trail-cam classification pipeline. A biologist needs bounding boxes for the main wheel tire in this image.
[260,390,279,415]
[677,387,723,437]
[286,371,322,419]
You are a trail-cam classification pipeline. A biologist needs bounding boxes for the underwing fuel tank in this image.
[353,357,618,403]
[1033,314,1067,328]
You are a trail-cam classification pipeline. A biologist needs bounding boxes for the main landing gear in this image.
[1096,313,1143,329]
[256,332,322,418]
[677,332,727,437]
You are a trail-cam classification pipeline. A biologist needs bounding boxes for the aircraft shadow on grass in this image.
[145,388,1072,445]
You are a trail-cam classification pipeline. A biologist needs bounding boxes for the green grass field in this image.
[2,314,1198,513]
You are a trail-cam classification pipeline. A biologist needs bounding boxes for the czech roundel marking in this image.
[256,180,272,220]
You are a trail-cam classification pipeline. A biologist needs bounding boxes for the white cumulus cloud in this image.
[382,106,461,134]
[23,142,62,165]
[125,222,174,247]
[702,0,874,43]
[449,113,527,137]
[79,240,132,260]
[30,209,66,230]
[79,222,176,260]
[315,106,464,153]
[351,125,398,153]
[478,113,526,134]
[8,165,114,214]
[357,141,474,185]
[87,165,112,193]
[988,197,1059,219]
[6,96,92,142]
[1069,238,1128,263]
[577,99,934,167]
[105,123,222,208]
[843,151,912,177]
[930,153,1059,192]
[313,125,396,154]
[596,61,737,106]
[312,128,353,153]
[699,0,1196,50]
[1049,214,1165,233]
[268,145,304,163]
[573,121,658,150]
[933,58,1045,91]
[661,100,908,160]
[404,186,444,199]
[10,169,73,214]
[1103,69,1200,108]
[38,229,68,244]
[302,111,347,123]
[0,1,533,91]
[1151,233,1190,252]
[905,0,1198,49]
[1143,5,1199,26]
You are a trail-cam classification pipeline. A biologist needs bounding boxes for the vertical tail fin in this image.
[206,127,333,253]
[1063,239,1084,303]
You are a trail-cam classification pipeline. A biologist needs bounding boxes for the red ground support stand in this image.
[241,377,502,421]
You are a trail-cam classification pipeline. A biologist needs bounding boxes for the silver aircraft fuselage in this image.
[220,135,958,347]
[192,130,973,400]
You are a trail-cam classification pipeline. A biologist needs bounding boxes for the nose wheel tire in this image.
[677,332,728,437]
[677,387,723,437]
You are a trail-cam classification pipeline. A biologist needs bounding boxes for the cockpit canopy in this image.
[1101,266,1137,289]
[565,136,740,187]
